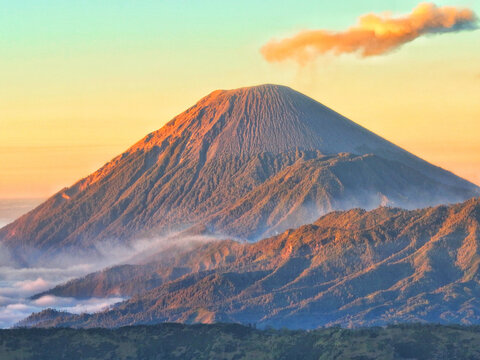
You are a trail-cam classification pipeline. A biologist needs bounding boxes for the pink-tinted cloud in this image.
[15,278,50,293]
[261,3,478,64]
[33,295,58,307]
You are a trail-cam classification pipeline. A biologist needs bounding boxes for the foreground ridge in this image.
[25,197,480,329]
[4,323,480,359]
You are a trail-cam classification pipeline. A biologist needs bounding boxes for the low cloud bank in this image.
[0,295,122,329]
[0,265,123,328]
[0,233,219,328]
[261,2,478,63]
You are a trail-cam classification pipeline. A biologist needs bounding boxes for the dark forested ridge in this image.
[3,323,480,360]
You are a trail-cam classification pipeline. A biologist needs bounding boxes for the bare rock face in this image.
[1,84,478,261]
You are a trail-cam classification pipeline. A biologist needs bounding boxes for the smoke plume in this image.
[261,3,477,63]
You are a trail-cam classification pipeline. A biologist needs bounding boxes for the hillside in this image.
[26,197,480,328]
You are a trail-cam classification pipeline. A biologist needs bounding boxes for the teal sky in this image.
[1,0,479,197]
[2,1,478,102]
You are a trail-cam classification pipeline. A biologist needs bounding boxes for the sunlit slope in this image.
[28,198,480,328]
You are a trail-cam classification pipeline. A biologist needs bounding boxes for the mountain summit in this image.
[1,84,478,261]
[130,84,411,160]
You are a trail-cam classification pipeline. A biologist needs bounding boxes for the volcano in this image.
[1,84,478,260]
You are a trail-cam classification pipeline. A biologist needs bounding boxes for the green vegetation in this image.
[2,323,480,359]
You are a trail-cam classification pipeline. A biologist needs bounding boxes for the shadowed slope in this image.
[1,85,478,261]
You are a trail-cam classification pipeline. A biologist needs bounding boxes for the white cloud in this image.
[32,295,59,307]
[0,216,218,329]
[6,303,30,311]
[0,264,123,328]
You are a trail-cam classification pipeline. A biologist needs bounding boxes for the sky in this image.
[1,0,479,199]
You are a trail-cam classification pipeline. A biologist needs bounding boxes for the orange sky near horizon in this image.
[1,0,479,199]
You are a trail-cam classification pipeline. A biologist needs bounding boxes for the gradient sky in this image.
[1,0,479,198]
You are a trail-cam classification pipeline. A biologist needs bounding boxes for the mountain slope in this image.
[1,85,478,260]
[27,197,480,328]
